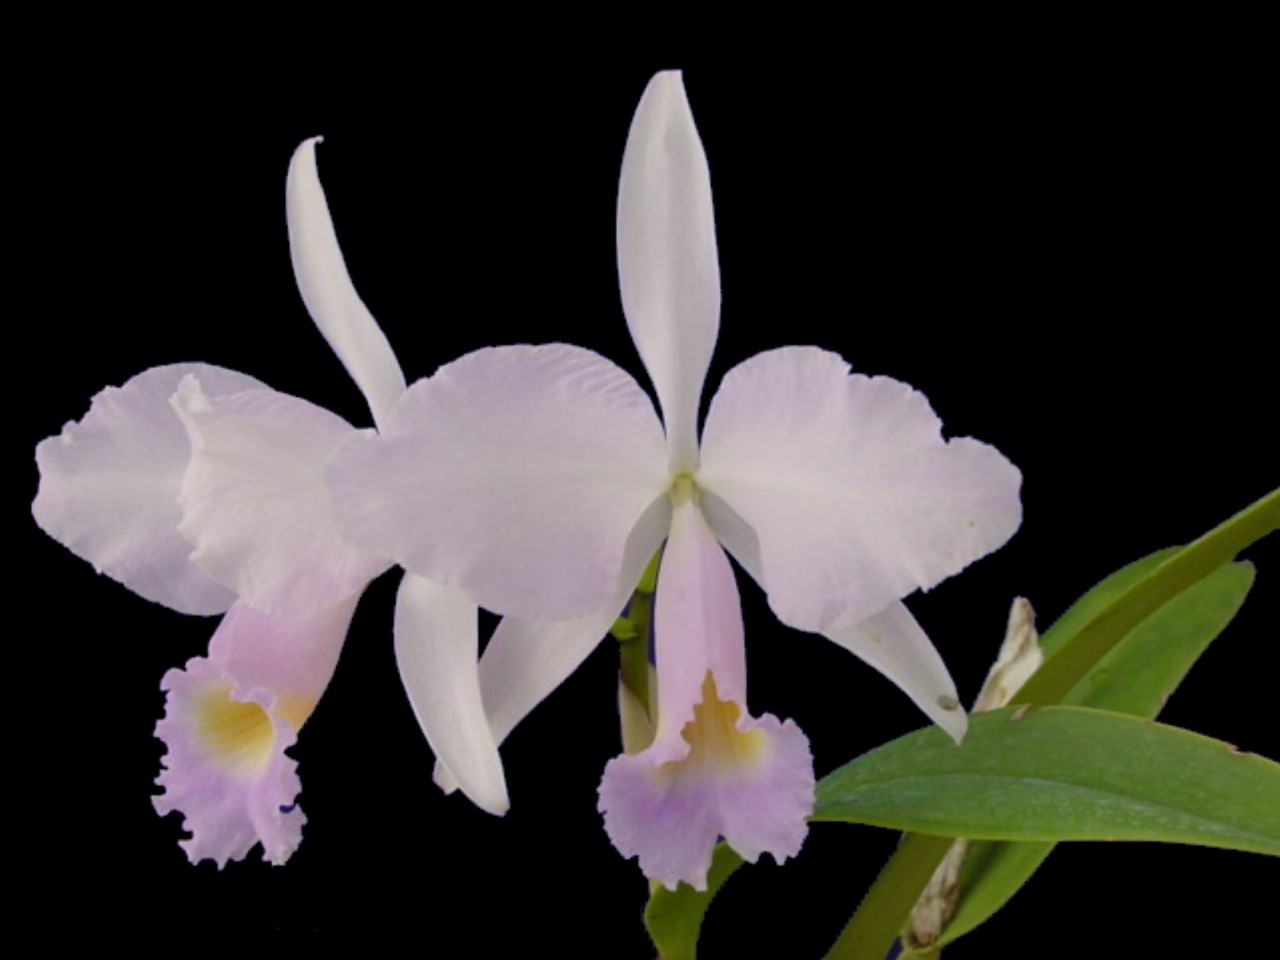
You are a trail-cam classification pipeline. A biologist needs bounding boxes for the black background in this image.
[18,28,1275,956]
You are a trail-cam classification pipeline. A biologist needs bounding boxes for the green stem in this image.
[620,588,653,713]
[823,833,954,960]
[617,550,662,753]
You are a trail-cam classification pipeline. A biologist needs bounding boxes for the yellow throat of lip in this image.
[191,685,314,773]
[193,684,275,771]
[666,672,767,783]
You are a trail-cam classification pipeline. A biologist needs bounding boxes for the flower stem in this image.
[616,550,662,753]
[823,833,954,960]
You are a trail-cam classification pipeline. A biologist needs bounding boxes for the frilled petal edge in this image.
[153,597,356,866]
[599,677,813,891]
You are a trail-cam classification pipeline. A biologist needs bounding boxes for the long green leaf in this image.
[1013,487,1278,705]
[644,843,744,960]
[939,557,1255,944]
[813,706,1280,853]
[823,489,1278,957]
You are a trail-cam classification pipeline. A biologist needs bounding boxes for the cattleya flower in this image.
[33,140,505,865]
[329,72,1022,888]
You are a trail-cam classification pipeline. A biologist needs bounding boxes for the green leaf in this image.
[812,706,1280,854]
[821,489,1278,957]
[940,556,1255,944]
[1059,559,1254,713]
[1036,547,1177,660]
[1013,487,1278,706]
[644,843,745,960]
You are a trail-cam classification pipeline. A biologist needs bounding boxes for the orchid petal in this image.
[822,602,968,743]
[700,346,1022,631]
[33,363,264,615]
[394,574,508,816]
[329,344,669,620]
[172,377,387,615]
[704,489,967,739]
[153,596,357,866]
[287,138,406,430]
[599,498,814,890]
[618,71,720,473]
[434,495,671,794]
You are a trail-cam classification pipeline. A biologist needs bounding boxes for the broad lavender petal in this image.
[704,489,968,739]
[172,377,387,615]
[34,363,264,615]
[700,346,1022,632]
[153,597,357,866]
[329,344,669,620]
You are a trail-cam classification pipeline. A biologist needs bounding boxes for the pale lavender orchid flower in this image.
[328,72,1022,890]
[33,140,506,865]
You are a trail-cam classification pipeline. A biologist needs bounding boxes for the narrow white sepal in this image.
[395,573,509,815]
[617,71,720,473]
[287,137,406,431]
[823,602,968,743]
[434,495,671,793]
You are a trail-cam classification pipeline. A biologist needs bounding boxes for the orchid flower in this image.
[33,140,505,865]
[328,72,1022,889]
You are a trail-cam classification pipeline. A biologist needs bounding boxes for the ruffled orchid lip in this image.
[152,600,355,867]
[600,675,814,891]
[599,496,815,891]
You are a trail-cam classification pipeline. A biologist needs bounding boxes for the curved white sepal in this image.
[823,602,968,742]
[395,574,509,816]
[287,137,406,430]
[435,496,671,793]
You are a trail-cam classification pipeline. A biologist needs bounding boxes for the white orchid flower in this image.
[328,72,1022,890]
[33,140,505,865]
